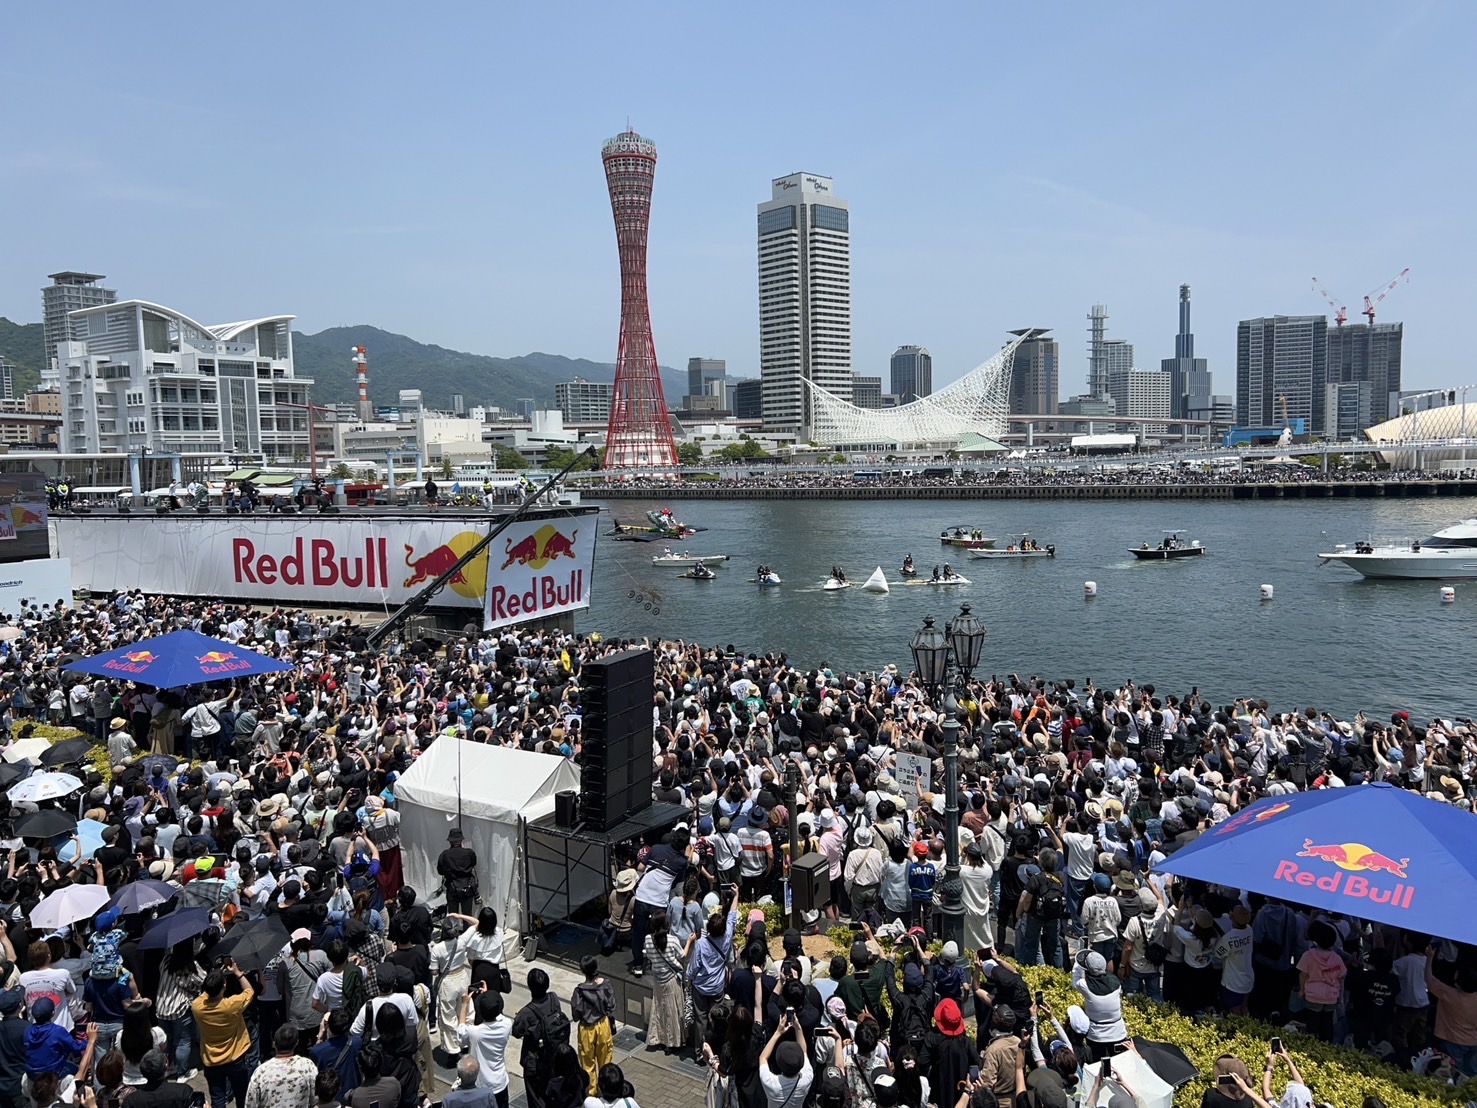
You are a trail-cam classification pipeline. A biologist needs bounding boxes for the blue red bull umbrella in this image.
[63,629,292,689]
[1156,782,1477,943]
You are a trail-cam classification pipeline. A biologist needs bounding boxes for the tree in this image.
[544,445,601,471]
[716,439,769,463]
[439,457,454,479]
[329,462,354,479]
[677,442,704,466]
[492,445,529,469]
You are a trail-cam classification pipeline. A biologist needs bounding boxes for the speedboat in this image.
[970,545,1055,559]
[1130,530,1206,560]
[1319,519,1477,579]
[651,548,730,567]
[940,526,996,549]
[823,577,852,591]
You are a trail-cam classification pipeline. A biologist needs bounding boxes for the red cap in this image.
[911,840,929,858]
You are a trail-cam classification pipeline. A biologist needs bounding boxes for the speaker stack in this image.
[579,648,654,831]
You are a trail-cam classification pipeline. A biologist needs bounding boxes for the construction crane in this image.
[1311,278,1348,327]
[1362,267,1410,325]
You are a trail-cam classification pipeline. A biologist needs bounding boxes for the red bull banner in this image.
[483,517,597,630]
[54,510,597,617]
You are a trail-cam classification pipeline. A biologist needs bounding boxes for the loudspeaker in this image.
[579,648,655,831]
[554,790,579,828]
[791,853,830,912]
[225,507,240,515]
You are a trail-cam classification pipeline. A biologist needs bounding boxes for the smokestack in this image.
[352,346,370,421]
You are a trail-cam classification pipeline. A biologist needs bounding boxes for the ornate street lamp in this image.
[912,607,986,951]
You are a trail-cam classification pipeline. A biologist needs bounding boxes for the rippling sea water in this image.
[576,495,1477,721]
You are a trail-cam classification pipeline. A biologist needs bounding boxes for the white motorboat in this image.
[969,533,1055,559]
[651,548,730,567]
[823,577,852,591]
[1319,519,1477,579]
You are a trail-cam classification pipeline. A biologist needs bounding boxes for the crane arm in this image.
[1362,267,1411,324]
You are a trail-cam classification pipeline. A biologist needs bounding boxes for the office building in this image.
[1236,315,1328,431]
[731,378,763,420]
[555,376,614,423]
[1326,322,1402,431]
[1160,284,1212,420]
[889,345,932,403]
[451,393,465,416]
[1006,329,1059,416]
[1059,395,1117,418]
[1107,368,1173,421]
[42,272,117,387]
[0,357,12,401]
[852,375,883,409]
[687,357,726,401]
[59,299,312,458]
[757,172,851,433]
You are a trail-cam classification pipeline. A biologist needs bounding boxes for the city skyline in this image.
[4,5,1470,398]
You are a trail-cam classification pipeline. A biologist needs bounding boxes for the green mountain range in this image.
[0,318,688,413]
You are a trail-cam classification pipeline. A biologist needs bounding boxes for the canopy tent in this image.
[395,740,584,936]
[1157,783,1477,943]
[63,629,292,689]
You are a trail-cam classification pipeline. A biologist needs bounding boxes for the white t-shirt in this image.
[20,967,77,1030]
[458,1015,513,1094]
[759,1058,814,1108]
[1214,925,1255,994]
[1062,832,1097,880]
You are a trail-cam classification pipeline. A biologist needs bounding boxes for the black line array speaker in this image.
[579,648,654,831]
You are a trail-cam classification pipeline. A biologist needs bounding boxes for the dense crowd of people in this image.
[0,590,1474,1108]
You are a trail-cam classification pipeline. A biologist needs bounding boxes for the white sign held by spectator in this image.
[896,752,932,809]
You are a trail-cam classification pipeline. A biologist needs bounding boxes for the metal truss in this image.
[804,332,1025,447]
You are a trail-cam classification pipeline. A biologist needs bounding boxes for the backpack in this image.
[892,992,931,1049]
[1133,914,1169,967]
[1036,875,1066,921]
[530,1001,572,1064]
[340,962,368,1026]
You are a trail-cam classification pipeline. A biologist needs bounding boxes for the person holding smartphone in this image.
[1259,1043,1311,1108]
[1200,1054,1261,1108]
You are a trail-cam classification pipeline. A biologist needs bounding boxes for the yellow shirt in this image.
[191,983,255,1066]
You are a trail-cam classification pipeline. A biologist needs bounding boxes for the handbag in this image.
[600,894,635,955]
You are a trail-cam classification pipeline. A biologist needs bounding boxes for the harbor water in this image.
[579,496,1477,722]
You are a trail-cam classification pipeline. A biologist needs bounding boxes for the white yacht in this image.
[1319,519,1477,579]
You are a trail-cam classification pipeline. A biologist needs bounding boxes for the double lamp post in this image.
[909,602,986,951]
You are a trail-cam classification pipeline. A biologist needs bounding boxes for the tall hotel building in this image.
[757,173,851,434]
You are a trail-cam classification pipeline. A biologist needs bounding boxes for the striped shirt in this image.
[734,826,772,877]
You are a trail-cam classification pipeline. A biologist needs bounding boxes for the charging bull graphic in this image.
[502,526,578,570]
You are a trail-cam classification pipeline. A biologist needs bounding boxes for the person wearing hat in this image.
[438,827,479,917]
[735,805,773,902]
[844,823,886,921]
[1070,949,1127,1062]
[25,994,93,1081]
[108,717,139,765]
[758,1008,813,1107]
[1081,874,1122,964]
[928,997,979,1105]
[604,870,639,954]
[0,985,25,1107]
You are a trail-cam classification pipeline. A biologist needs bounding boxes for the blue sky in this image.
[5,2,1472,397]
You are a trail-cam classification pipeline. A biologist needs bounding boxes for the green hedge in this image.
[1021,966,1476,1108]
[12,720,110,782]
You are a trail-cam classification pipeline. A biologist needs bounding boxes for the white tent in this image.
[394,740,581,935]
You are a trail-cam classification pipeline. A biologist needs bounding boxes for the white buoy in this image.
[1084,580,1097,598]
[1441,586,1456,604]
[1260,584,1274,601]
[862,567,889,594]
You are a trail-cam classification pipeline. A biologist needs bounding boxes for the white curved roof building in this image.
[58,300,313,459]
[802,332,1024,449]
[1364,401,1477,468]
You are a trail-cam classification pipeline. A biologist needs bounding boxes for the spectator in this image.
[125,1050,195,1108]
[511,968,569,1108]
[1199,1054,1255,1108]
[191,962,255,1108]
[1295,920,1347,1042]
[758,1012,812,1108]
[642,909,688,1051]
[687,889,740,1057]
[1258,1047,1313,1108]
[308,1010,361,1106]
[244,1025,319,1108]
[442,1056,495,1108]
[926,998,978,1106]
[544,1042,589,1108]
[1069,950,1126,1064]
[571,956,617,1096]
[457,984,513,1108]
[1424,946,1477,1076]
[24,997,87,1080]
[583,1062,640,1108]
[346,1045,400,1108]
[1213,905,1255,1016]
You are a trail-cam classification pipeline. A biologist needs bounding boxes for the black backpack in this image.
[1037,875,1066,921]
[893,992,931,1049]
[530,1001,572,1064]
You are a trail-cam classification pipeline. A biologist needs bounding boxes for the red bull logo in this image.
[103,648,158,675]
[501,525,579,571]
[402,533,486,601]
[197,649,252,675]
[1214,799,1292,837]
[198,651,235,664]
[1275,839,1414,909]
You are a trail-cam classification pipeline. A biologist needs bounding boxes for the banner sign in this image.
[0,557,72,612]
[895,752,933,811]
[483,517,596,630]
[54,510,596,615]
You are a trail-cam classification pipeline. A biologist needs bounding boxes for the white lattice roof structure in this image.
[804,332,1025,448]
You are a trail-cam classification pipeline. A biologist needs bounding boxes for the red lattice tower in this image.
[601,129,678,468]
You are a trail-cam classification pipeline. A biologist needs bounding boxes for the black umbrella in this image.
[15,808,77,839]
[139,907,213,950]
[214,916,290,972]
[0,762,28,789]
[39,738,94,768]
[1131,1037,1199,1090]
[108,880,179,916]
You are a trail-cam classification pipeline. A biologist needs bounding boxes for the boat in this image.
[940,526,996,549]
[755,564,782,586]
[651,548,730,567]
[605,511,705,540]
[924,572,971,585]
[969,533,1055,559]
[823,578,852,591]
[1319,519,1477,579]
[1130,530,1206,560]
[861,567,890,593]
